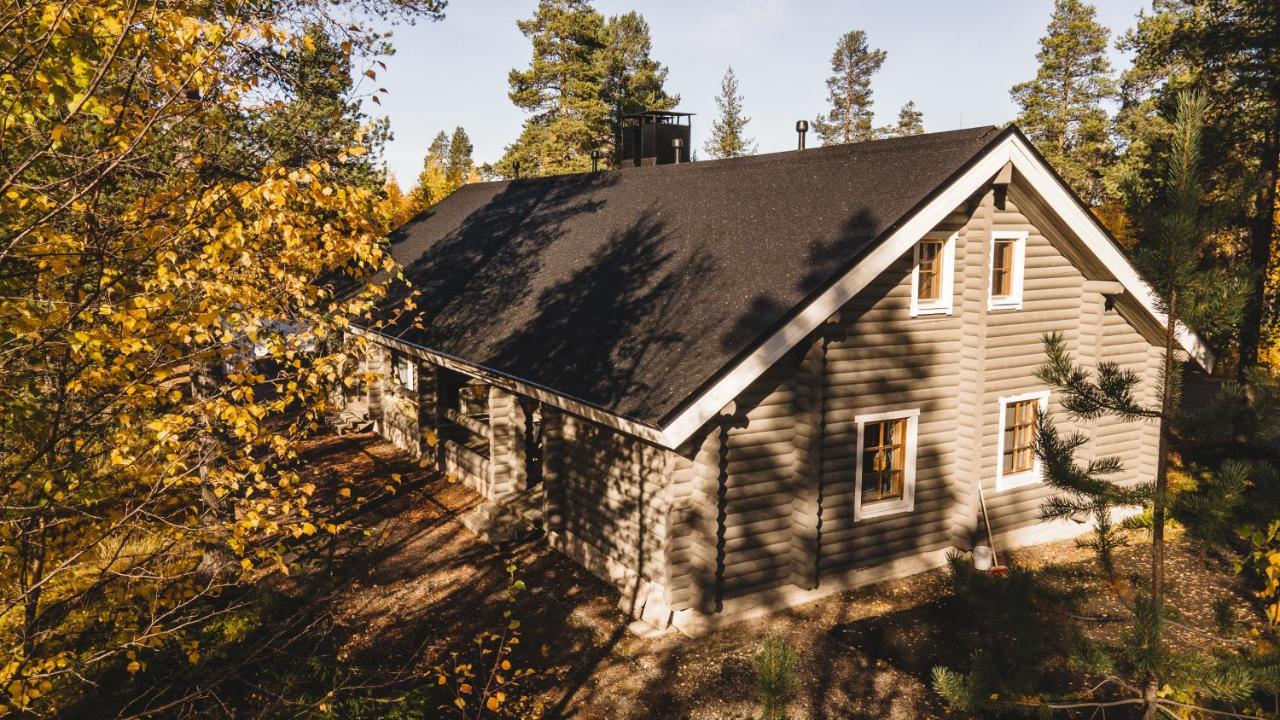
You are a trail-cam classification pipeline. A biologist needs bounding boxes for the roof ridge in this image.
[438,125,1003,195]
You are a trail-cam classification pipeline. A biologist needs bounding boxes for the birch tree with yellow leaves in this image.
[0,0,443,714]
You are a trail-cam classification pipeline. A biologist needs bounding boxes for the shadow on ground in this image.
[74,432,1267,720]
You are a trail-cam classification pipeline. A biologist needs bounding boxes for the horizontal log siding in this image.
[819,211,971,574]
[1088,309,1159,486]
[554,415,672,587]
[719,360,797,599]
[977,198,1086,536]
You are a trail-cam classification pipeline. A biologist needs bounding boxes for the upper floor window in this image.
[911,232,955,317]
[854,408,919,520]
[996,390,1048,490]
[988,230,1027,310]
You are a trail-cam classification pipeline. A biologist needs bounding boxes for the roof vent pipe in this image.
[671,137,683,164]
[512,160,520,180]
[795,120,809,150]
[591,150,600,172]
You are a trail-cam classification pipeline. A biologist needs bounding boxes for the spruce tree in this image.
[446,126,475,188]
[813,30,886,146]
[408,130,451,211]
[937,91,1264,720]
[891,101,924,137]
[704,66,756,159]
[1011,0,1116,206]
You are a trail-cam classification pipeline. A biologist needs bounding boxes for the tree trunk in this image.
[1238,105,1279,373]
[1141,680,1159,720]
[1148,289,1179,718]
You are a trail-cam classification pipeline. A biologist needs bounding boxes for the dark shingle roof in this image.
[376,126,1005,427]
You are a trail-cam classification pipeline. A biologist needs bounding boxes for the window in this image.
[911,232,955,316]
[996,390,1049,490]
[988,230,1027,310]
[854,408,919,520]
[393,353,416,391]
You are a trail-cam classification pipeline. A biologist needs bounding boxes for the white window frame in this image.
[394,354,417,391]
[987,230,1028,311]
[854,408,920,521]
[995,390,1049,491]
[910,232,956,317]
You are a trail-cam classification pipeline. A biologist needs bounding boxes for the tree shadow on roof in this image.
[486,208,719,421]
[379,173,619,357]
[719,207,879,356]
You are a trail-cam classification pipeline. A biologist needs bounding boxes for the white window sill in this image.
[856,497,914,520]
[910,302,953,317]
[996,470,1039,491]
[987,298,1022,311]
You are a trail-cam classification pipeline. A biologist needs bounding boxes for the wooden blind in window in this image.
[862,418,906,503]
[991,239,1016,297]
[917,239,944,301]
[1002,399,1038,474]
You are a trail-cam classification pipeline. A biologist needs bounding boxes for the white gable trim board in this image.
[658,131,1214,449]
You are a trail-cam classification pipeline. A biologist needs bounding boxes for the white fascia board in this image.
[659,132,1213,450]
[1003,134,1214,372]
[657,138,1015,448]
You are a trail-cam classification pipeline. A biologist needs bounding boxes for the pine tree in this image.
[1033,92,1249,719]
[1010,0,1116,206]
[704,66,756,159]
[1116,0,1280,371]
[258,24,389,190]
[812,30,886,146]
[891,101,924,137]
[500,0,607,177]
[446,126,475,188]
[601,11,679,161]
[500,2,675,177]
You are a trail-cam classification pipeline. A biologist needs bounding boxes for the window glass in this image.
[917,239,944,301]
[1002,399,1038,474]
[992,238,1015,297]
[861,418,906,503]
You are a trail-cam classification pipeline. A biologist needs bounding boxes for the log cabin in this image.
[340,119,1212,636]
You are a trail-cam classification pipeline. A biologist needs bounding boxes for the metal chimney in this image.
[619,110,694,166]
[796,120,809,150]
[591,150,600,172]
[671,138,683,164]
[513,160,520,180]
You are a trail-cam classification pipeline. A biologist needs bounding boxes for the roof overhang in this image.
[348,327,669,446]
[656,129,1214,449]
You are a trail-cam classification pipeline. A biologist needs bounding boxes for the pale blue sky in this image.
[362,0,1149,182]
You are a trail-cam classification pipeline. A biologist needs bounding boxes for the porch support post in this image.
[487,386,527,501]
